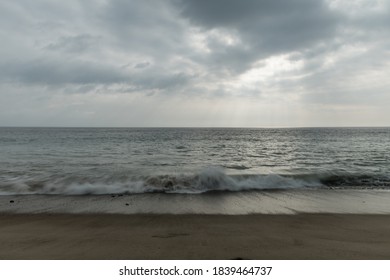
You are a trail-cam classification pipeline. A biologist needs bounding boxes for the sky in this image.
[0,0,389,127]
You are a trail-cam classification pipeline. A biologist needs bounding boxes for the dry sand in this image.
[1,213,390,260]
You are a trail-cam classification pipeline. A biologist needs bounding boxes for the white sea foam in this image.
[0,167,326,195]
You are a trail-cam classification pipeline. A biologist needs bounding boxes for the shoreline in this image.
[1,213,390,259]
[1,189,390,215]
[1,189,390,259]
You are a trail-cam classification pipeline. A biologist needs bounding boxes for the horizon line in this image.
[0,125,389,129]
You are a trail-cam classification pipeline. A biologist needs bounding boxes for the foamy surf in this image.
[0,168,318,195]
[1,167,389,195]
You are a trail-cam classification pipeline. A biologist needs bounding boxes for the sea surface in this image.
[0,127,389,195]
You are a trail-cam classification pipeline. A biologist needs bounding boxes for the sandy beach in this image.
[1,213,390,260]
[1,190,390,259]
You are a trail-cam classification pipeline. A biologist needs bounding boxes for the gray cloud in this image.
[100,0,188,59]
[177,0,342,73]
[44,34,101,54]
[134,62,151,69]
[1,58,129,86]
[178,0,340,40]
[0,0,389,126]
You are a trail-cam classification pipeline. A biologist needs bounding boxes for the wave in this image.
[1,167,389,195]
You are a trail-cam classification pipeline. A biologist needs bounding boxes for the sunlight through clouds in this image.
[0,0,389,126]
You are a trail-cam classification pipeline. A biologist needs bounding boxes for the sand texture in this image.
[1,213,390,260]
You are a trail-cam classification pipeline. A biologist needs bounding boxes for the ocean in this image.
[0,127,389,195]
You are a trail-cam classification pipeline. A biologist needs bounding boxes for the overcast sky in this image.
[0,0,389,127]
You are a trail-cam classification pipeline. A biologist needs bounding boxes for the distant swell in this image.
[1,167,389,195]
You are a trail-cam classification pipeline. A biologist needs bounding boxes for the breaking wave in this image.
[1,167,389,195]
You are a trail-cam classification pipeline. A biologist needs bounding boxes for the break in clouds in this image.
[0,0,389,126]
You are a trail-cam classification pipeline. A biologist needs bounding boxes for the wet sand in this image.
[1,190,390,259]
[2,189,390,215]
[1,213,390,259]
